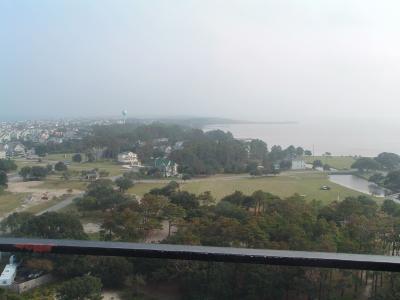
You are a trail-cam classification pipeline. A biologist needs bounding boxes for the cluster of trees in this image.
[4,176,400,298]
[350,153,400,192]
[352,152,400,172]
[74,178,133,211]
[0,159,18,189]
[0,159,17,173]
[19,166,49,181]
[24,123,310,176]
[18,161,70,181]
[1,212,87,240]
[369,170,400,193]
[0,172,7,189]
[170,130,249,174]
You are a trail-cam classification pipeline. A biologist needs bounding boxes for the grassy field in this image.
[66,161,124,176]
[0,192,29,217]
[128,172,368,203]
[46,153,74,161]
[24,196,64,215]
[16,155,125,177]
[304,156,356,170]
[33,179,87,191]
[14,159,47,170]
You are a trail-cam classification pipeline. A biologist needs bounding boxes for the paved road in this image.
[35,192,84,216]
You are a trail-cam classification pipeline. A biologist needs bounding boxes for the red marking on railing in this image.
[15,244,54,253]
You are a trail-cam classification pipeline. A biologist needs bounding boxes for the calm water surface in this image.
[204,119,400,156]
[329,174,386,197]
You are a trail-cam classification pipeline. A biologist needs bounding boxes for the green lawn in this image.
[304,156,356,170]
[0,192,29,217]
[46,153,74,161]
[128,172,368,203]
[33,179,87,191]
[67,161,124,176]
[16,154,125,177]
[14,159,47,170]
[24,196,64,215]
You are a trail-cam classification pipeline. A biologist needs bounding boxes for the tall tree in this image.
[72,153,82,163]
[375,152,400,170]
[57,275,102,300]
[351,157,381,172]
[0,159,17,173]
[115,177,134,192]
[55,161,68,172]
[0,171,7,188]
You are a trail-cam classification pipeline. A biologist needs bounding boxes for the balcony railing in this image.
[1,237,399,272]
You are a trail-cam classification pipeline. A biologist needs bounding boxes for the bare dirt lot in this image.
[5,181,82,216]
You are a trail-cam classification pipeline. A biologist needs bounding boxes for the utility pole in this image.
[312,144,315,160]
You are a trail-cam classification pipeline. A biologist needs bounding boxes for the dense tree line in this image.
[23,123,307,176]
[19,166,49,181]
[0,159,17,173]
[352,152,400,173]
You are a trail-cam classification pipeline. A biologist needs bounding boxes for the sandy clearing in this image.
[102,291,121,300]
[4,181,82,217]
[83,222,101,234]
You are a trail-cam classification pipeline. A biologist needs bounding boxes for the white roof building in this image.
[291,159,307,170]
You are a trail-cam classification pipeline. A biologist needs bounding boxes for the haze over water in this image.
[204,118,400,157]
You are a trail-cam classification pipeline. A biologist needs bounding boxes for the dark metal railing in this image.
[1,238,399,272]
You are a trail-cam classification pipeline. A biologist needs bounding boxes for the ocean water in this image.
[204,119,400,157]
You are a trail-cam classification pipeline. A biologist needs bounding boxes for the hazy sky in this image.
[1,0,400,121]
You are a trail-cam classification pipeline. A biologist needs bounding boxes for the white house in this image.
[291,159,306,170]
[117,152,141,169]
[6,143,25,157]
[173,141,184,151]
[154,157,179,177]
[26,148,39,160]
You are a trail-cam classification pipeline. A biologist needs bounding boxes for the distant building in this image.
[6,143,25,158]
[154,157,179,177]
[83,170,99,181]
[25,148,38,160]
[48,137,63,144]
[117,152,141,168]
[153,138,169,145]
[164,146,172,155]
[291,159,306,170]
[173,141,184,151]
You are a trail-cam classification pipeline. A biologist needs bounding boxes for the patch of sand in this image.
[5,181,81,215]
[102,291,121,300]
[83,223,101,234]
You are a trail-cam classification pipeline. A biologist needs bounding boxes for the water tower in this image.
[122,109,128,124]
